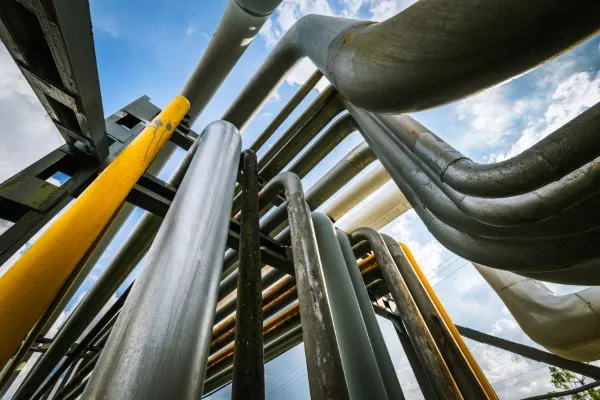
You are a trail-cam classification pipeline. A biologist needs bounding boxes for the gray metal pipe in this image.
[351,107,600,230]
[336,230,404,400]
[380,103,600,198]
[350,227,462,399]
[258,87,343,180]
[82,121,241,399]
[216,141,376,318]
[181,0,283,123]
[312,213,388,400]
[372,147,600,284]
[12,139,202,400]
[258,172,349,399]
[325,164,390,222]
[222,0,599,128]
[250,70,323,153]
[382,235,488,399]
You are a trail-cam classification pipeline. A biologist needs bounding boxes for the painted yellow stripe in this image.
[400,243,499,400]
[0,96,190,367]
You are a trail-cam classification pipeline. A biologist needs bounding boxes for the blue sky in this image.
[0,0,599,399]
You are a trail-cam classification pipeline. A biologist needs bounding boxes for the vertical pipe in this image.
[12,139,202,400]
[259,172,349,400]
[350,227,462,399]
[400,243,498,399]
[388,316,436,400]
[382,235,490,399]
[311,213,388,399]
[232,150,264,399]
[0,96,189,370]
[82,121,241,399]
[336,230,405,400]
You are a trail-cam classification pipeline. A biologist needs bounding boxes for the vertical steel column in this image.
[12,139,202,400]
[259,172,349,400]
[336,230,405,400]
[311,213,388,399]
[82,121,241,399]
[350,227,462,399]
[232,150,264,399]
[381,235,491,399]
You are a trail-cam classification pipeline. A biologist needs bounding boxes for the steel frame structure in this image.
[0,0,599,399]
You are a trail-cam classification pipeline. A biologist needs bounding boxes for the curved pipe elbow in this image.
[475,263,600,362]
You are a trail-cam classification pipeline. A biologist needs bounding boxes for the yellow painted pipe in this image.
[0,96,190,367]
[400,243,499,400]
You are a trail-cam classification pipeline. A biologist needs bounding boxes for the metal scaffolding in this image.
[0,0,599,399]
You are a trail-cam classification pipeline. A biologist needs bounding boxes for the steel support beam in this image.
[232,150,264,399]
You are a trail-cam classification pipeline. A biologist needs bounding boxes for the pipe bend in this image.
[475,263,600,361]
[374,103,600,198]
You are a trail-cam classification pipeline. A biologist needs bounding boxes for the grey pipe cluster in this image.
[223,0,599,129]
[348,104,600,285]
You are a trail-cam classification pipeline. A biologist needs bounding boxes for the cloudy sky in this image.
[0,0,599,399]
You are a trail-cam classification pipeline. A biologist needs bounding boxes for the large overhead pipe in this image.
[349,106,600,230]
[348,105,600,284]
[181,0,284,123]
[336,182,410,233]
[82,121,241,399]
[0,96,189,369]
[350,227,462,399]
[223,0,599,128]
[12,139,203,400]
[475,263,600,362]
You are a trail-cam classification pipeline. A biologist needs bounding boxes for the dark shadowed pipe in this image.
[257,172,349,399]
[350,227,462,399]
[223,0,599,128]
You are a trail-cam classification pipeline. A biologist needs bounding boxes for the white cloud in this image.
[385,209,444,281]
[490,70,600,162]
[455,86,516,150]
[369,0,417,21]
[186,23,196,36]
[0,43,63,184]
[93,15,120,38]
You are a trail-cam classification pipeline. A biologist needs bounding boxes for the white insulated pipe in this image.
[474,263,600,362]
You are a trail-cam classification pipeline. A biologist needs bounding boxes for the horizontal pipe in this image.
[82,121,241,399]
[385,103,600,198]
[223,0,599,128]
[324,163,390,222]
[0,96,189,369]
[475,263,600,362]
